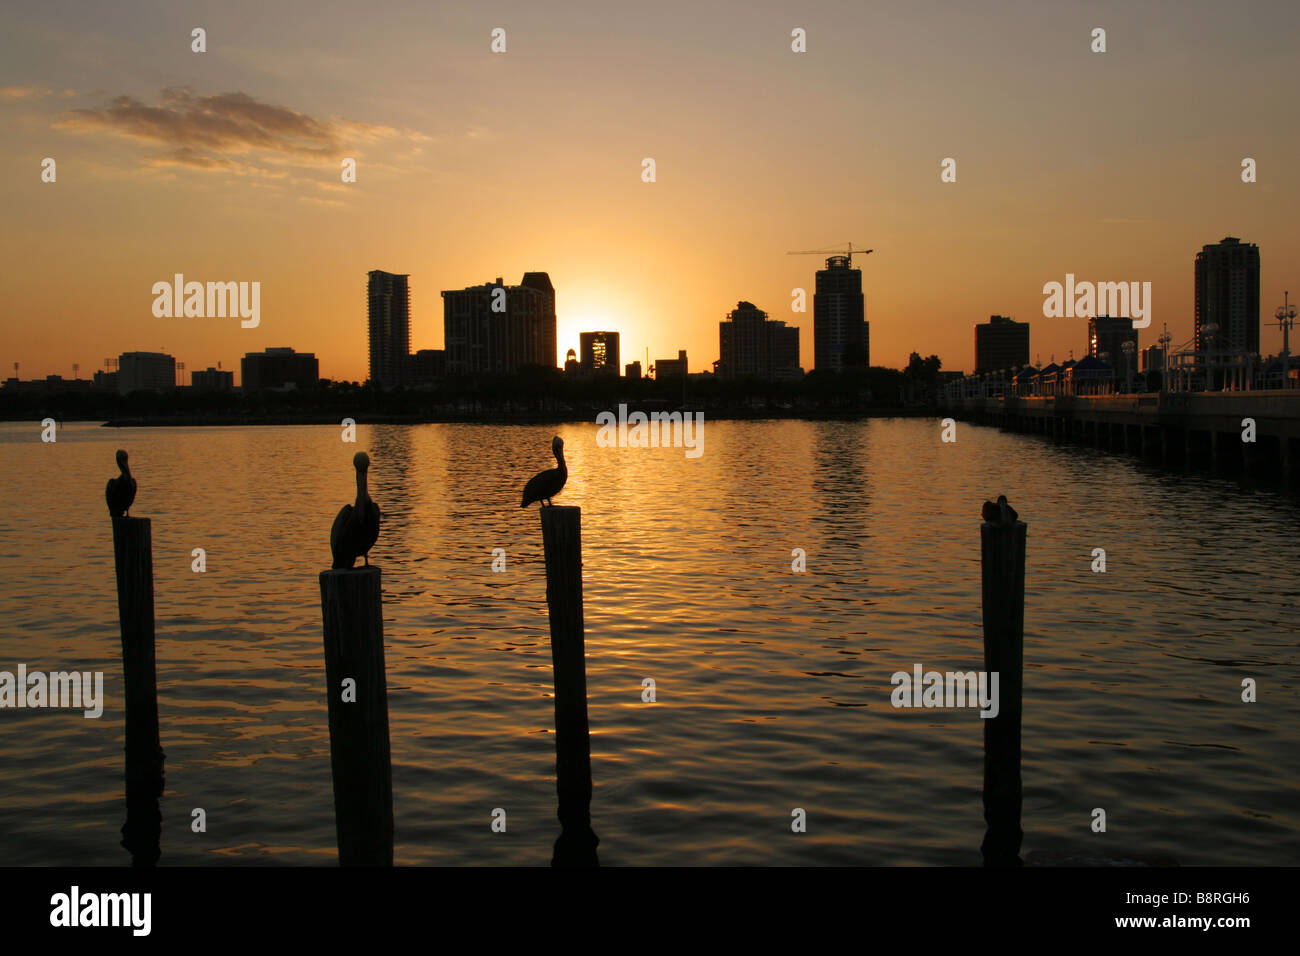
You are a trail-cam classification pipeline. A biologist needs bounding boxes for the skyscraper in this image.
[368,270,410,389]
[580,331,621,377]
[1195,237,1260,355]
[442,272,557,375]
[717,301,801,379]
[974,315,1029,373]
[813,256,867,371]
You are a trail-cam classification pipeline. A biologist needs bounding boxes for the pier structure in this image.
[941,391,1300,482]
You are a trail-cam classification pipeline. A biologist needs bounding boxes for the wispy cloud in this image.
[1,85,52,100]
[54,87,413,176]
[2,86,90,100]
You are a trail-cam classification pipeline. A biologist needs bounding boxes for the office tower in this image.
[813,256,867,371]
[580,331,621,377]
[117,351,176,394]
[442,272,557,374]
[974,315,1030,373]
[1195,237,1260,355]
[717,301,801,379]
[368,270,411,389]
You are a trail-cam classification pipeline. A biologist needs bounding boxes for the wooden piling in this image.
[979,509,1026,867]
[111,517,164,778]
[111,516,165,866]
[319,566,393,866]
[539,506,600,867]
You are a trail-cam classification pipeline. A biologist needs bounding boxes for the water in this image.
[0,419,1297,866]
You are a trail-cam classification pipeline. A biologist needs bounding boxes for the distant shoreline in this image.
[86,408,934,428]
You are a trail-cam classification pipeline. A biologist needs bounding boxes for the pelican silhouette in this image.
[330,451,381,569]
[521,436,567,508]
[105,449,137,517]
[981,495,1018,525]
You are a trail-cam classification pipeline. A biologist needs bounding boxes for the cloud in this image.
[55,87,409,175]
[1,85,53,100]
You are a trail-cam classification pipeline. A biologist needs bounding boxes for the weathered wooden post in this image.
[319,565,393,865]
[540,506,600,867]
[979,499,1025,867]
[111,516,165,866]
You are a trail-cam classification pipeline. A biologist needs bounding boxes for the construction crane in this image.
[786,242,873,266]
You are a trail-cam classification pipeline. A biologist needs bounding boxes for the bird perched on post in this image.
[521,436,567,508]
[330,451,381,569]
[105,449,137,517]
[981,494,1019,525]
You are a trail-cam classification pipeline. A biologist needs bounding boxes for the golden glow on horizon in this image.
[2,2,1298,384]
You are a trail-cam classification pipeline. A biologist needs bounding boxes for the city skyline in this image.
[1,235,1285,390]
[3,1,1298,384]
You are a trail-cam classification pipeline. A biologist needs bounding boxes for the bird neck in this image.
[119,462,131,477]
[354,468,369,505]
[554,447,565,468]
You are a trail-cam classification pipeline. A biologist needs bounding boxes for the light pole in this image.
[1158,325,1172,394]
[1202,322,1218,391]
[1277,291,1296,389]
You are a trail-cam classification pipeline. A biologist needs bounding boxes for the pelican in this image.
[981,494,1018,525]
[520,436,567,508]
[105,449,137,517]
[330,451,381,569]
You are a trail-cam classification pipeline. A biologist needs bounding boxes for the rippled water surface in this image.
[0,419,1297,866]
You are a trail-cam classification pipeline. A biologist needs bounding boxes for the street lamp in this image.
[1277,291,1296,389]
[1158,325,1172,393]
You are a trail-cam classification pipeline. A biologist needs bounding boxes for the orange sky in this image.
[3,0,1298,384]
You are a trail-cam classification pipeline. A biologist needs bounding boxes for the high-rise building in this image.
[241,348,319,391]
[974,315,1029,373]
[717,301,801,379]
[368,270,411,389]
[117,351,176,394]
[813,256,867,371]
[442,272,557,375]
[625,361,642,380]
[580,331,621,377]
[1195,237,1260,355]
[1088,316,1139,371]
